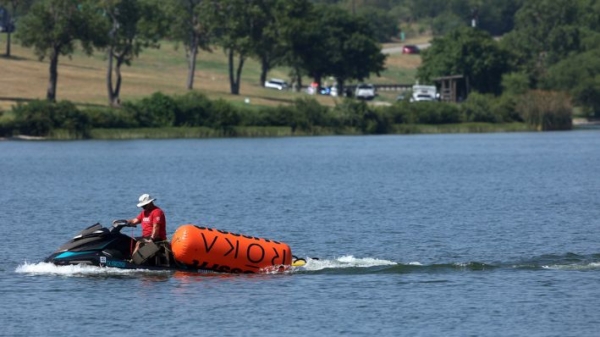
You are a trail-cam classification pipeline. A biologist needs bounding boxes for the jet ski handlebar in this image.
[111,219,136,232]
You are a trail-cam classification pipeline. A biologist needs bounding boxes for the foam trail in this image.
[15,262,169,276]
[542,262,600,271]
[296,255,397,272]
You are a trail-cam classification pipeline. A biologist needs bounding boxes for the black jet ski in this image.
[45,220,309,272]
[45,220,188,271]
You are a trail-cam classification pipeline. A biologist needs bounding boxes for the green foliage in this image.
[16,0,109,100]
[501,0,597,85]
[16,0,108,59]
[431,12,465,36]
[418,27,512,95]
[172,91,214,127]
[543,49,600,117]
[144,92,180,126]
[502,72,530,96]
[571,76,600,117]
[245,106,295,127]
[460,92,501,123]
[11,100,91,138]
[356,7,399,42]
[384,101,462,125]
[360,108,393,134]
[315,7,386,86]
[289,97,330,132]
[332,98,369,128]
[85,106,138,128]
[491,94,523,123]
[208,99,241,133]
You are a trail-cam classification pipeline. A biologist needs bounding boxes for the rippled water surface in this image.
[2,131,600,336]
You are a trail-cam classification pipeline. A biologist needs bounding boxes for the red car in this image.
[402,45,420,54]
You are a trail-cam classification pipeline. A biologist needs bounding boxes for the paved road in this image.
[382,43,430,54]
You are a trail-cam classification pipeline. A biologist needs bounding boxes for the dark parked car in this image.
[402,45,420,54]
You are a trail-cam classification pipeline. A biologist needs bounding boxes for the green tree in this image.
[544,49,600,117]
[16,0,108,101]
[500,0,586,86]
[356,6,399,42]
[306,5,386,94]
[102,0,167,106]
[277,0,319,91]
[200,0,259,95]
[418,26,511,95]
[0,0,35,57]
[165,0,212,90]
[247,0,274,87]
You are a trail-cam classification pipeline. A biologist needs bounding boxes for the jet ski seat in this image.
[132,241,171,267]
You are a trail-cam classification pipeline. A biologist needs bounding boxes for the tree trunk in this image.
[336,78,345,97]
[113,57,124,105]
[260,57,268,87]
[106,47,117,106]
[186,37,199,90]
[228,49,235,94]
[5,32,11,57]
[235,55,245,95]
[47,48,59,102]
[293,66,303,92]
[227,49,245,95]
[107,13,120,107]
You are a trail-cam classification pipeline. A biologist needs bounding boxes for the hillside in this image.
[0,38,423,111]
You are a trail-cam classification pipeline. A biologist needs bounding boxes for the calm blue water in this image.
[2,131,600,336]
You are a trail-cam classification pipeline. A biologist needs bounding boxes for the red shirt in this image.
[136,205,167,240]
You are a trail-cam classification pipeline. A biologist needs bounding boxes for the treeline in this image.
[0,91,571,139]
[7,0,386,105]
[316,0,523,37]
[415,0,600,118]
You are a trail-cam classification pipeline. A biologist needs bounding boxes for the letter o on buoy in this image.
[247,244,265,263]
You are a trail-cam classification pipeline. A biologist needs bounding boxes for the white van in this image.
[264,78,288,90]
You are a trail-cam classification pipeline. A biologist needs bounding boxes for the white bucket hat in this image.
[137,194,156,208]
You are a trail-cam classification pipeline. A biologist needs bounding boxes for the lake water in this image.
[1,131,600,336]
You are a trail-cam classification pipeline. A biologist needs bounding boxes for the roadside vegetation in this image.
[0,0,597,139]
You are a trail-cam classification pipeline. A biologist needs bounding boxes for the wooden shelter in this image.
[433,75,467,102]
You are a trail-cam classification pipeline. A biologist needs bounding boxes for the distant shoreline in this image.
[1,119,597,142]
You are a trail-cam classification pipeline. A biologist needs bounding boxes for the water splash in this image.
[15,262,170,277]
[15,253,600,277]
[293,255,397,272]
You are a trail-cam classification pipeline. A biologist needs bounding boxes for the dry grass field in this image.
[0,37,424,111]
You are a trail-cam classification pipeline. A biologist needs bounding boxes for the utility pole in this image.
[471,7,478,28]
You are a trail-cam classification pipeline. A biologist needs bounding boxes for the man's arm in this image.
[151,222,159,240]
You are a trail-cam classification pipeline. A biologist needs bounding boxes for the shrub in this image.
[361,107,394,134]
[11,100,91,138]
[85,106,138,128]
[516,90,572,131]
[136,92,180,127]
[384,101,462,125]
[290,97,331,132]
[209,99,241,134]
[173,91,213,127]
[492,94,522,123]
[332,99,369,128]
[460,92,501,123]
[248,106,294,127]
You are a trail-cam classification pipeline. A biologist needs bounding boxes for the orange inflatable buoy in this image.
[170,224,293,273]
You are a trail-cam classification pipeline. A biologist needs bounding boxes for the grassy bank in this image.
[0,39,422,112]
